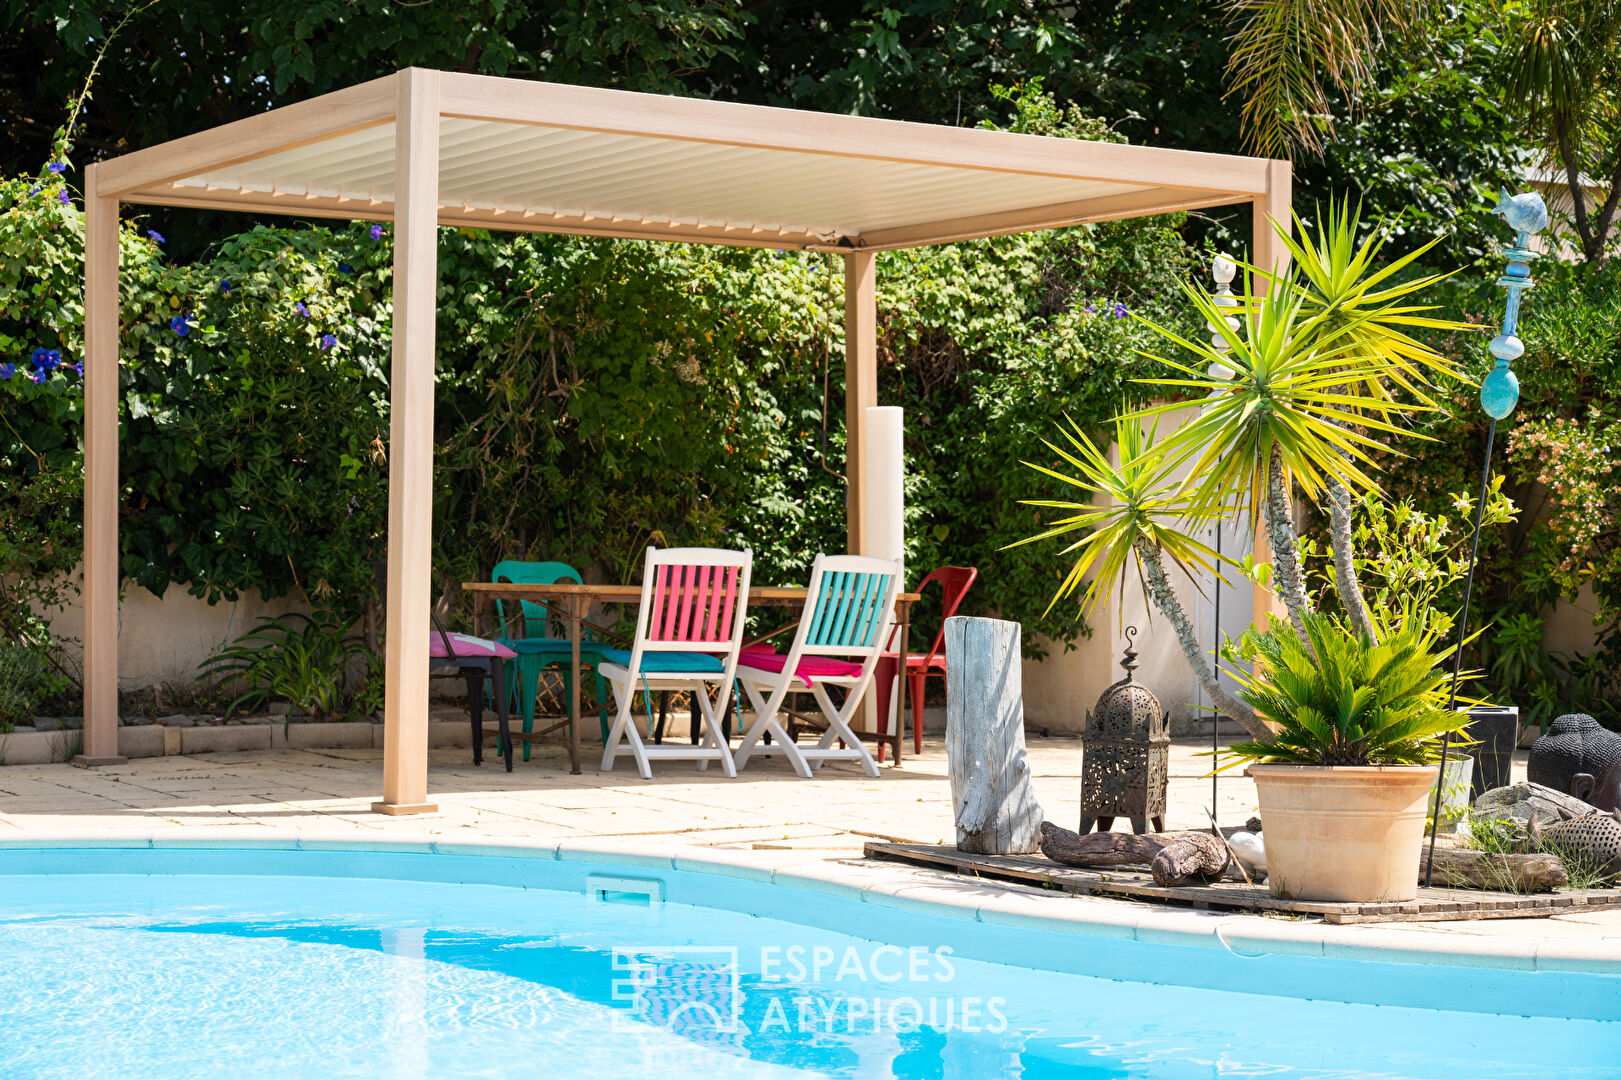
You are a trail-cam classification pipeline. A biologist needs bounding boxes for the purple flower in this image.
[1084,302,1095,315]
[294,301,310,317]
[338,262,352,274]
[47,162,66,174]
[31,348,60,370]
[70,361,83,377]
[320,334,336,350]
[56,190,70,206]
[29,368,47,384]
[170,315,190,337]
[1111,302,1128,318]
[27,186,40,197]
[147,229,165,244]
[219,279,231,294]
[369,224,384,241]
[0,363,14,381]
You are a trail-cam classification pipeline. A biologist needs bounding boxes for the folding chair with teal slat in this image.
[490,560,611,759]
[733,554,901,778]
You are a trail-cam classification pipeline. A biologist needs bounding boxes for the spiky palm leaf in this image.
[1222,0,1433,158]
[1129,205,1475,515]
[1216,612,1471,767]
[1006,413,1226,621]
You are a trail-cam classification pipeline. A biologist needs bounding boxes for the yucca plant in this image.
[1131,204,1475,649]
[1217,613,1471,767]
[1016,205,1480,741]
[1003,413,1265,736]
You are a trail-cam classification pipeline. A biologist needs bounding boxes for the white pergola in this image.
[79,68,1291,811]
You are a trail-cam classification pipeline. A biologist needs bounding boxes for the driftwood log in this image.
[1419,848,1569,892]
[1039,822,1230,887]
[1040,821,1170,866]
[1149,831,1230,887]
[945,617,1043,854]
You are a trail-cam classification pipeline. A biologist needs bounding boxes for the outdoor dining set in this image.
[431,547,976,779]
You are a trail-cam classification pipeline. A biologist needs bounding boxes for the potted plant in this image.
[1218,613,1472,902]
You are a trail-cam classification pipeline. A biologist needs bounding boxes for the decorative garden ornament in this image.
[1079,626,1170,835]
[1425,190,1549,886]
[1479,189,1548,420]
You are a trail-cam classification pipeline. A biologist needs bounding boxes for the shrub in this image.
[0,640,69,731]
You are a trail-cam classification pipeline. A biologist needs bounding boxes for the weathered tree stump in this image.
[1418,848,1569,892]
[1150,832,1230,887]
[946,616,1043,854]
[1040,821,1171,867]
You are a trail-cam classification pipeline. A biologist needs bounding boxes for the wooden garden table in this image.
[463,581,921,774]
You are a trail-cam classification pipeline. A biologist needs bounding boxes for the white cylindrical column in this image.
[860,405,905,584]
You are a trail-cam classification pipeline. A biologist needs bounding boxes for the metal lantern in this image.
[1080,626,1169,834]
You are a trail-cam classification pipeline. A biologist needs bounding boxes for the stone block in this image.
[31,717,63,732]
[287,723,372,749]
[118,725,168,759]
[156,713,195,727]
[0,731,73,765]
[180,726,272,755]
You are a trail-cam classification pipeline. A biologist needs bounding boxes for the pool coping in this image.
[3,830,1616,978]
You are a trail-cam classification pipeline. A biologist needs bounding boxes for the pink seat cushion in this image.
[429,632,517,660]
[737,646,863,687]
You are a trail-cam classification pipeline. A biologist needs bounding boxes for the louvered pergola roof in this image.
[95,72,1281,250]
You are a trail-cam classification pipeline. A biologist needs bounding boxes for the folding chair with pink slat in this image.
[732,553,901,778]
[597,547,752,779]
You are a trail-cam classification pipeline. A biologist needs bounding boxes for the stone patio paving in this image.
[2,733,1615,949]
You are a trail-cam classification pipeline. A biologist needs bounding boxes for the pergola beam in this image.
[436,73,1274,196]
[853,187,1254,251]
[94,77,397,197]
[121,186,831,250]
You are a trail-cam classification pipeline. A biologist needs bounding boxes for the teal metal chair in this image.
[491,560,611,759]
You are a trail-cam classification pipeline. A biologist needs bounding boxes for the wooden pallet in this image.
[863,842,1621,924]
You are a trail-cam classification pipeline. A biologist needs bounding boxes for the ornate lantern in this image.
[1079,627,1169,834]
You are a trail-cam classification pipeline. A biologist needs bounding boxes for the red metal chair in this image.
[874,565,977,761]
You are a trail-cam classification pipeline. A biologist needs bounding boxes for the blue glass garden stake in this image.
[1424,190,1548,887]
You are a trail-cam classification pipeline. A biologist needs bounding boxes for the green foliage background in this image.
[0,93,1197,667]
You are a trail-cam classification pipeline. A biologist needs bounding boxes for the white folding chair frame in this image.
[733,553,901,778]
[599,547,752,779]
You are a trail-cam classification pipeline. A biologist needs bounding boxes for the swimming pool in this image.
[1,843,1616,1079]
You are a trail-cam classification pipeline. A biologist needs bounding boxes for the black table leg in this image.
[466,671,484,766]
[493,657,512,772]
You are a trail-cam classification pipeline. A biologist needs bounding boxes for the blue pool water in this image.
[0,848,1617,1079]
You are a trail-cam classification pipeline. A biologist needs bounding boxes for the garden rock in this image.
[1528,713,1621,795]
[1530,807,1621,882]
[1471,782,1591,835]
[31,717,62,732]
[156,714,195,727]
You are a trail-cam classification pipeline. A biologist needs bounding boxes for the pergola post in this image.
[374,69,441,815]
[843,250,877,555]
[77,164,126,766]
[1249,159,1293,627]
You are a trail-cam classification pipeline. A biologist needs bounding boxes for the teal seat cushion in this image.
[599,648,724,673]
[499,638,608,657]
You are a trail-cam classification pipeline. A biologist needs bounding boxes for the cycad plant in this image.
[1217,613,1468,767]
[1015,204,1476,739]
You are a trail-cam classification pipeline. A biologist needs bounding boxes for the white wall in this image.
[46,577,307,690]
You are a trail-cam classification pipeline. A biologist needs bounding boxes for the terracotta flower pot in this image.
[1249,763,1440,903]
